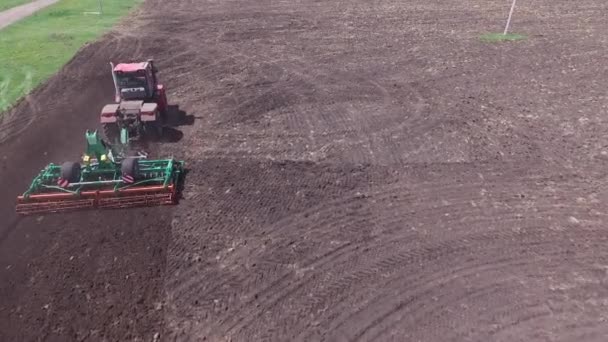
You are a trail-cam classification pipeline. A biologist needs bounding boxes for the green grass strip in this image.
[0,0,34,12]
[0,0,142,113]
[480,32,527,43]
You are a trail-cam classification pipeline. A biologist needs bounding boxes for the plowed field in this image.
[2,0,608,341]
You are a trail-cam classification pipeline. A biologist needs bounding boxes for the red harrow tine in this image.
[15,199,96,215]
[98,193,175,209]
[16,184,178,215]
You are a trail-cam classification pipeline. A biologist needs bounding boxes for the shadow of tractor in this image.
[161,105,197,143]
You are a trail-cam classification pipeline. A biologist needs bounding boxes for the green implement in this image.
[16,130,184,215]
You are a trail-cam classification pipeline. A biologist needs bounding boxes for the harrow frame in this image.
[15,130,185,215]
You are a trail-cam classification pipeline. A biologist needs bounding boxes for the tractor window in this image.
[117,73,147,88]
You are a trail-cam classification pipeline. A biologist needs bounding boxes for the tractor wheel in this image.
[121,157,140,181]
[103,123,120,144]
[60,162,81,183]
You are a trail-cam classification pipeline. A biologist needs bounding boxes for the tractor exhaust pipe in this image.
[110,62,120,103]
[147,58,158,86]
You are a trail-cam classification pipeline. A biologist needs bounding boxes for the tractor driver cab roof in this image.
[114,62,148,73]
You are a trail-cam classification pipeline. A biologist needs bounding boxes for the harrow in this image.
[16,130,184,215]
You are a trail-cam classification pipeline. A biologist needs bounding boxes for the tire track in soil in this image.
[159,2,608,333]
[179,24,440,165]
[268,56,436,165]
[161,157,376,319]
[279,227,602,341]
[274,162,596,336]
[3,0,604,340]
[253,179,608,340]
[165,152,608,341]
[331,234,607,341]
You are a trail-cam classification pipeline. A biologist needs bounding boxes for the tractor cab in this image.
[101,59,168,143]
[111,60,159,102]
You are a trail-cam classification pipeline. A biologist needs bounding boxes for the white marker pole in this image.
[503,0,518,35]
[99,0,103,15]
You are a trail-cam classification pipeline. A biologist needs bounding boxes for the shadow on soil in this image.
[161,105,196,143]
[175,167,190,203]
[0,217,21,245]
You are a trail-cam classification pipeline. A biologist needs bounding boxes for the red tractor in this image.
[100,59,168,143]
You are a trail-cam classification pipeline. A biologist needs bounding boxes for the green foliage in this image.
[0,0,32,12]
[0,0,142,112]
[480,32,527,43]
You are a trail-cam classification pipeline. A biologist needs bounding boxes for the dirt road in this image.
[2,0,608,341]
[0,0,59,30]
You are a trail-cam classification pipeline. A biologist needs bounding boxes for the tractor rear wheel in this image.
[103,123,120,144]
[60,162,81,183]
[121,157,140,181]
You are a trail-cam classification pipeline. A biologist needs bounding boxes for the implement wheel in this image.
[60,162,81,183]
[121,157,140,183]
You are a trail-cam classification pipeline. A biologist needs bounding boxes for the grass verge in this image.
[480,32,527,43]
[0,0,32,12]
[0,0,142,112]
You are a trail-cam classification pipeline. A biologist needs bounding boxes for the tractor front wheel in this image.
[60,162,81,183]
[103,123,120,144]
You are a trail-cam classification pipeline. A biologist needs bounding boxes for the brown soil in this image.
[2,0,608,341]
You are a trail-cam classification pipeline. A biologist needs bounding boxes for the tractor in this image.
[16,130,184,215]
[100,59,168,144]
